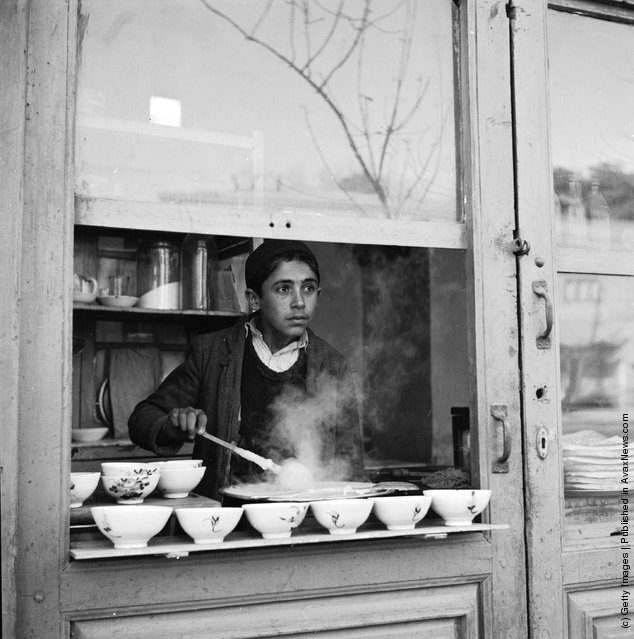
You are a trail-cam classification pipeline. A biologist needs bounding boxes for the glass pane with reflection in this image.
[75,0,459,222]
[559,274,632,541]
[549,12,634,250]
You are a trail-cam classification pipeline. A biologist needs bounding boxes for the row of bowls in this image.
[90,490,492,549]
[70,460,205,508]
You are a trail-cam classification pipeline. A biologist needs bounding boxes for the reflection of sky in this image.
[76,0,457,219]
[549,10,634,174]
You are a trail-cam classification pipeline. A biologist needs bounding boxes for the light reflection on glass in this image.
[549,12,634,250]
[75,0,458,221]
[559,274,633,497]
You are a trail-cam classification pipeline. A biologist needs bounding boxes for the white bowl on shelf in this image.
[101,471,160,504]
[69,472,100,508]
[71,427,109,443]
[73,291,98,304]
[91,505,173,549]
[97,295,139,308]
[372,495,432,531]
[156,466,206,499]
[155,459,204,470]
[175,506,243,544]
[423,489,491,526]
[309,499,374,535]
[101,462,159,477]
[242,502,308,539]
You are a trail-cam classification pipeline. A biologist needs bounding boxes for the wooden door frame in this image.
[7,0,529,636]
[462,0,529,636]
[0,2,29,636]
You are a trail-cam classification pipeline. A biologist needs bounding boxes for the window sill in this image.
[70,520,509,561]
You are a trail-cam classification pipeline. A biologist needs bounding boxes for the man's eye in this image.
[277,286,290,294]
[303,285,316,293]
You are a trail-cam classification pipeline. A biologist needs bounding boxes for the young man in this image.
[128,239,365,500]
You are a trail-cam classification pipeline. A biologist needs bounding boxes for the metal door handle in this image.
[532,280,553,349]
[491,404,511,474]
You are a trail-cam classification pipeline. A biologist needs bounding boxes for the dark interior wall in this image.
[308,242,432,466]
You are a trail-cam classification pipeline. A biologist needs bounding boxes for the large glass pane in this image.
[549,12,634,250]
[559,273,632,540]
[75,0,458,221]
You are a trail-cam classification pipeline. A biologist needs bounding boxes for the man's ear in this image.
[245,288,260,312]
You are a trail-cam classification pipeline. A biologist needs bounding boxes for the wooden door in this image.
[511,1,632,637]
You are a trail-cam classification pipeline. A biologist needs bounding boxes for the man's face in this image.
[246,259,320,352]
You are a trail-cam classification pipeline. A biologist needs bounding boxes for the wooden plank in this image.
[15,0,76,636]
[69,523,510,561]
[511,1,568,637]
[462,1,528,637]
[75,197,467,250]
[0,2,28,636]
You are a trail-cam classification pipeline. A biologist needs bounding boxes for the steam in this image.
[262,371,358,484]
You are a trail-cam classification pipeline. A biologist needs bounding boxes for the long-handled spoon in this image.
[198,432,281,473]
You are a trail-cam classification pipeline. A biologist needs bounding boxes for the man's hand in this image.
[167,407,207,441]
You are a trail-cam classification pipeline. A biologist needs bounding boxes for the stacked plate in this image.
[563,429,626,494]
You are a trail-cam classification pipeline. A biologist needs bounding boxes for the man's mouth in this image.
[288,315,308,321]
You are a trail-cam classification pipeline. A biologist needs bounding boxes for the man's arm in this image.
[128,338,207,456]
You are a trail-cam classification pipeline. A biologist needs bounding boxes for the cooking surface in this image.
[220,481,419,502]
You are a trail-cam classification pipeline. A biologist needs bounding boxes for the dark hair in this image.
[250,250,320,295]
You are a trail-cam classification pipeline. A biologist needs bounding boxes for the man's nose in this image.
[291,288,305,307]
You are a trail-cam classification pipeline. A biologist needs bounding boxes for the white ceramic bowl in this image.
[243,502,308,539]
[97,295,139,308]
[155,459,203,470]
[372,495,432,531]
[156,466,206,499]
[175,507,243,544]
[71,427,109,442]
[91,505,173,549]
[101,471,160,504]
[69,472,101,508]
[424,489,491,526]
[101,462,159,477]
[73,291,98,304]
[310,499,374,535]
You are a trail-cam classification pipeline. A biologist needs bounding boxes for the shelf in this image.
[73,303,244,320]
[70,521,509,560]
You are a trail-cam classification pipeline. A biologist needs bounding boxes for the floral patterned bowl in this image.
[69,472,100,508]
[175,507,243,544]
[101,471,160,504]
[423,489,491,526]
[101,462,159,477]
[91,505,173,549]
[310,498,374,535]
[372,495,432,531]
[242,502,308,539]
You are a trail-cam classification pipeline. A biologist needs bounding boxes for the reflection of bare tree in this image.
[200,0,447,217]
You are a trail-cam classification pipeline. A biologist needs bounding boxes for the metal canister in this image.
[136,239,181,309]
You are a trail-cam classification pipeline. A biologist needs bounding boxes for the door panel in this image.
[513,1,632,637]
[70,583,483,639]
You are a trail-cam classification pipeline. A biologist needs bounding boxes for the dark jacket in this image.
[128,320,364,500]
